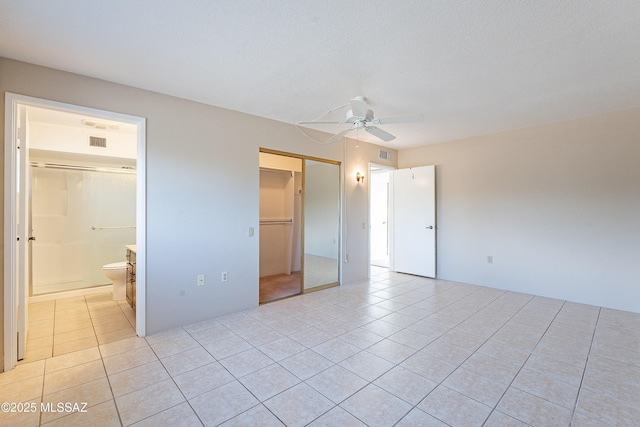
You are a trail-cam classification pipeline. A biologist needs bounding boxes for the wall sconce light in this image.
[356,172,364,183]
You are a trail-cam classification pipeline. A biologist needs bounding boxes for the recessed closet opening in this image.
[259,149,340,304]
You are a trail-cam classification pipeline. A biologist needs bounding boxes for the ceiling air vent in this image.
[378,149,391,160]
[89,136,107,148]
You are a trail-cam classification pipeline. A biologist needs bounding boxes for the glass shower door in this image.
[30,166,136,294]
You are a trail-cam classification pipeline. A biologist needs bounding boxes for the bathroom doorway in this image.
[28,107,137,296]
[259,149,340,303]
[3,93,146,371]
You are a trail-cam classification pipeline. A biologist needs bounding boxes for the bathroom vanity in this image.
[126,245,136,310]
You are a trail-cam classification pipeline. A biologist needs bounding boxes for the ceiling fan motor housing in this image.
[346,108,374,124]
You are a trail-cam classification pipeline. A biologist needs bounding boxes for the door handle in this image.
[425,226,433,229]
[28,236,36,241]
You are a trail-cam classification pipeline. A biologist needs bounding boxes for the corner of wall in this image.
[342,137,397,284]
[0,57,6,371]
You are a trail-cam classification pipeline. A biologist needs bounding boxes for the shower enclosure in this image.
[30,164,136,295]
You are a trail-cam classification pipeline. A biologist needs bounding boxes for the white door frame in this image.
[3,93,147,372]
[368,162,395,278]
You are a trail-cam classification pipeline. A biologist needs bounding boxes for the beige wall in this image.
[0,57,396,370]
[399,108,640,313]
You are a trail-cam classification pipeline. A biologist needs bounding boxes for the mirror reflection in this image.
[303,159,340,290]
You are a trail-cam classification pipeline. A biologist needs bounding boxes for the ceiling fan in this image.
[298,96,424,143]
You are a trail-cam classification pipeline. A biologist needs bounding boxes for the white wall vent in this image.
[378,149,391,160]
[89,136,107,148]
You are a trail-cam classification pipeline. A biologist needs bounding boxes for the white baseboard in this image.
[29,285,114,303]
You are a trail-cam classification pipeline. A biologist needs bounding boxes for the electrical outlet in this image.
[197,274,205,286]
[221,272,228,282]
[487,256,493,264]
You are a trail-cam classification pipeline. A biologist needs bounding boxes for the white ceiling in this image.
[1,0,639,149]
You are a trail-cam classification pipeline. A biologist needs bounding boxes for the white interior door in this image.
[17,105,30,360]
[392,165,436,277]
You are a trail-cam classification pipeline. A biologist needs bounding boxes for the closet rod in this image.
[92,225,136,230]
[260,219,293,225]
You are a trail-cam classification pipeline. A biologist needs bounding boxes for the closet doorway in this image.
[259,149,340,303]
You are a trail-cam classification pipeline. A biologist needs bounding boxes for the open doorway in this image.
[3,93,146,372]
[369,163,394,277]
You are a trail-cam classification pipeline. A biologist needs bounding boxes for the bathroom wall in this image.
[31,167,136,294]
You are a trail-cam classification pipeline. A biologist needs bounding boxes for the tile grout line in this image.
[37,298,61,426]
[96,320,126,427]
[419,292,538,426]
[160,326,208,427]
[479,299,567,426]
[569,306,601,426]
[385,288,515,425]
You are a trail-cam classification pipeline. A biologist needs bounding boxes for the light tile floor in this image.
[2,267,640,426]
[19,293,137,363]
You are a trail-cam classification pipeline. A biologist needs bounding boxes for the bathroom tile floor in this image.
[19,293,137,364]
[2,267,640,426]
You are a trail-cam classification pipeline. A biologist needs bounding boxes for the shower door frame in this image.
[3,93,147,372]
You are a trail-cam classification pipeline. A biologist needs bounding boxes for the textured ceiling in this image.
[1,0,639,148]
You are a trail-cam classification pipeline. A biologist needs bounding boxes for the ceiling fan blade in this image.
[327,128,352,143]
[350,96,368,118]
[365,126,396,142]
[374,114,425,125]
[297,121,342,125]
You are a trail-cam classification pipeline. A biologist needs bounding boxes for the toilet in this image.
[102,262,127,301]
